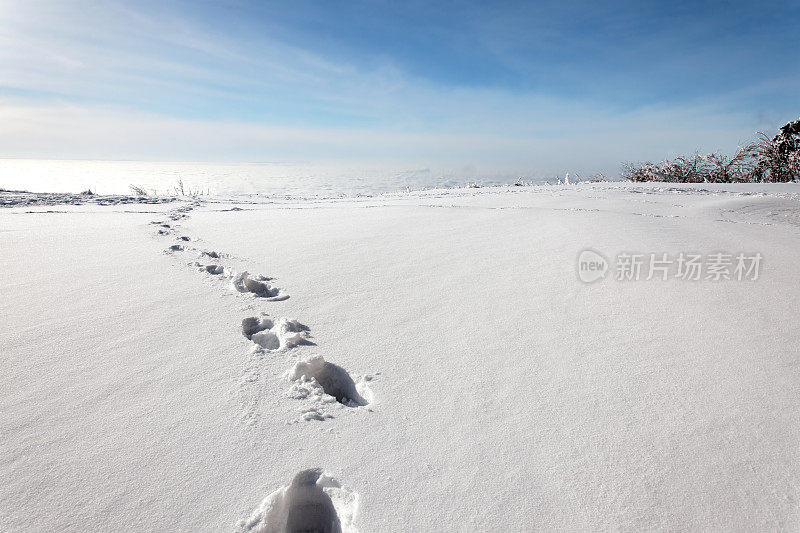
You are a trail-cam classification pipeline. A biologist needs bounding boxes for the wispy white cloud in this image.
[0,0,788,174]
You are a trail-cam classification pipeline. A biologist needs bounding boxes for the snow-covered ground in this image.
[1,182,798,531]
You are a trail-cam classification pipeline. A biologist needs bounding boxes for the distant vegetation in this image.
[623,119,800,183]
[129,184,149,196]
[129,179,209,197]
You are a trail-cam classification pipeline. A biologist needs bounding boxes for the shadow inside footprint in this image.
[316,362,368,407]
[285,469,341,533]
[242,316,274,338]
[204,264,224,275]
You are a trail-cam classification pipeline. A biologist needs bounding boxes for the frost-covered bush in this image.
[751,119,800,182]
[622,119,800,183]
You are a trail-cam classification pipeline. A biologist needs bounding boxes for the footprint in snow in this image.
[242,314,310,351]
[287,355,373,420]
[233,271,288,301]
[238,468,359,533]
[198,263,225,275]
[192,251,228,276]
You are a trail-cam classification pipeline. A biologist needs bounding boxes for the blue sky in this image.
[1,0,798,175]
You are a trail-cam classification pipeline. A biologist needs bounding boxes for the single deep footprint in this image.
[238,468,359,533]
[287,355,372,420]
[242,314,310,351]
[233,271,288,301]
[201,264,225,275]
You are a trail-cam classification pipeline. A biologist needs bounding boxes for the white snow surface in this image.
[1,182,799,531]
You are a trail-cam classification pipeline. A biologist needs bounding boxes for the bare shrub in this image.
[129,184,149,196]
[171,179,208,197]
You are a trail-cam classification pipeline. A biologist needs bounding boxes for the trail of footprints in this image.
[151,201,369,531]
